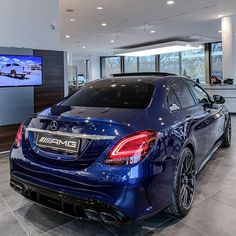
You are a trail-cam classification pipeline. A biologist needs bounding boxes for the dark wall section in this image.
[0,125,19,152]
[34,50,65,112]
[0,50,65,152]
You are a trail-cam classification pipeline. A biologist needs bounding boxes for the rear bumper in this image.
[10,147,176,222]
[10,176,129,224]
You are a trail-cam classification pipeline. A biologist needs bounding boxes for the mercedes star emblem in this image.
[50,120,59,131]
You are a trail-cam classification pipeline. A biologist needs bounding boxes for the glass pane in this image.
[124,56,138,72]
[160,53,180,74]
[168,88,181,111]
[139,56,155,72]
[101,57,121,77]
[63,80,154,109]
[187,81,210,104]
[181,48,205,84]
[171,80,195,108]
[211,42,223,79]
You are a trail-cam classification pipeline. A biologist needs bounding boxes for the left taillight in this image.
[105,130,157,166]
[15,124,24,148]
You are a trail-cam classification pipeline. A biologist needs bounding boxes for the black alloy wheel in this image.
[221,116,231,147]
[179,151,196,210]
[167,147,196,216]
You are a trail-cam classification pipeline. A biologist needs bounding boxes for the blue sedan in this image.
[10,72,231,224]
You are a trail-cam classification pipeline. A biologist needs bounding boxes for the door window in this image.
[171,80,195,108]
[187,81,210,105]
[168,88,181,111]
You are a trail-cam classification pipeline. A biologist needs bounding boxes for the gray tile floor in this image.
[1,116,236,236]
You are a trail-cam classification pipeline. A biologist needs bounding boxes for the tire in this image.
[167,147,196,217]
[10,70,16,78]
[221,116,231,148]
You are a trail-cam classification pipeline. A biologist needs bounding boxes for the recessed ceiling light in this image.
[150,30,156,34]
[110,40,115,43]
[101,22,107,26]
[82,46,86,49]
[218,30,222,33]
[218,14,224,18]
[166,0,175,5]
[96,6,104,10]
[65,35,71,38]
[66,9,74,13]
[69,18,76,22]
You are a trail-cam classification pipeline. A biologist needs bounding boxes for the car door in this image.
[187,81,225,150]
[170,79,211,170]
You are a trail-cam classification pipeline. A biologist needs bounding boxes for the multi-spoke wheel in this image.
[180,152,195,210]
[167,147,196,216]
[221,116,231,148]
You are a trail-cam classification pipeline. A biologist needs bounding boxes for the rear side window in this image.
[63,80,154,109]
[171,80,195,108]
[168,88,181,111]
[187,81,210,105]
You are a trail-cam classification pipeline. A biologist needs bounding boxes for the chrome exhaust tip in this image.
[99,212,120,224]
[10,181,23,194]
[84,209,100,221]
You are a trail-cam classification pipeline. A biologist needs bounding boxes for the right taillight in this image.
[105,130,157,166]
[15,124,23,148]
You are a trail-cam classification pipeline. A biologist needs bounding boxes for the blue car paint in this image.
[10,76,229,222]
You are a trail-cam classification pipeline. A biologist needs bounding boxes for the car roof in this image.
[87,73,193,87]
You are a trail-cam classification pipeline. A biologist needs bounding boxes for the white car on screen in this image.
[0,63,31,78]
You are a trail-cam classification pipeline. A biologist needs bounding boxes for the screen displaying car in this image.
[0,55,42,87]
[0,63,31,78]
[9,73,231,225]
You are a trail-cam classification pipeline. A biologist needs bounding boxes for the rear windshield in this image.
[63,80,154,109]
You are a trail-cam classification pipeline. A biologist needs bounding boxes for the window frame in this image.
[167,86,182,112]
[186,80,212,106]
[167,79,197,113]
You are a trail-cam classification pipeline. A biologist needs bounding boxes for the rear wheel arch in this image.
[176,142,195,166]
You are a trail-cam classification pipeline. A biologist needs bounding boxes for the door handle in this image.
[185,115,193,121]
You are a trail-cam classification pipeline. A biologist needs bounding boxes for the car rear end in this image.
[10,77,174,224]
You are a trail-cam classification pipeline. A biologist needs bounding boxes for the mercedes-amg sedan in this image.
[10,73,231,224]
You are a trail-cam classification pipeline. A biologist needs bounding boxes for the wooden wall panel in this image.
[0,124,19,151]
[33,50,65,112]
[0,50,64,152]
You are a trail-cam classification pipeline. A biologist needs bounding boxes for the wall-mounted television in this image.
[0,55,42,87]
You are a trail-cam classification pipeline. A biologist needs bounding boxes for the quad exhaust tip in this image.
[10,181,23,194]
[84,209,121,224]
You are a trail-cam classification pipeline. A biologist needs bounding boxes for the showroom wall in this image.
[0,0,60,50]
[0,49,65,152]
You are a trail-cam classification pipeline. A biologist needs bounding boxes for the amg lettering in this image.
[38,137,77,149]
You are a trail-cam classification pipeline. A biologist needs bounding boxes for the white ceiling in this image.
[60,0,236,59]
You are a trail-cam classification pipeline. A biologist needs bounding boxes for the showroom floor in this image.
[0,117,236,236]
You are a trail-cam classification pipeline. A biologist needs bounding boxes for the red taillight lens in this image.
[15,124,23,148]
[105,130,157,166]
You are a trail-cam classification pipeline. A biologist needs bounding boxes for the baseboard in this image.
[0,150,10,155]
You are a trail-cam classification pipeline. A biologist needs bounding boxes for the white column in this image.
[67,51,74,67]
[221,16,236,79]
[90,56,101,81]
[64,52,69,97]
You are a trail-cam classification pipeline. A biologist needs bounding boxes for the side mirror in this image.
[213,95,225,104]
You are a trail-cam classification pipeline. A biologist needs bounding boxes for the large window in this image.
[101,57,121,77]
[181,48,205,83]
[100,43,223,84]
[160,52,180,75]
[211,42,223,79]
[124,56,138,73]
[139,56,155,72]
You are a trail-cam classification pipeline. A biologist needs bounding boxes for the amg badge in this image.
[36,133,80,153]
